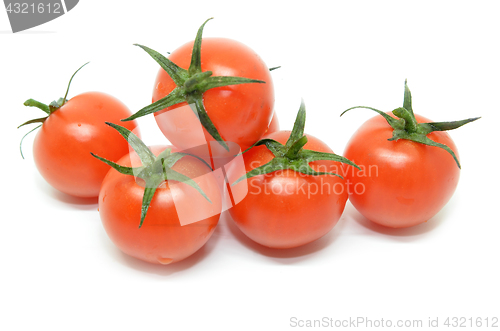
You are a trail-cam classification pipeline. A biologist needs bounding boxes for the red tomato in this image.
[263,112,279,136]
[152,38,274,152]
[99,146,222,264]
[343,113,460,228]
[32,92,138,198]
[228,131,348,249]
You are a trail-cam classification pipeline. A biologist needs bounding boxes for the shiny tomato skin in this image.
[99,146,221,265]
[152,38,275,152]
[343,113,460,228]
[32,92,138,198]
[228,131,348,249]
[263,112,279,136]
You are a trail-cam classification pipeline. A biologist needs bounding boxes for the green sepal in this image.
[90,153,140,176]
[92,123,213,228]
[139,184,159,228]
[127,18,266,151]
[232,102,359,186]
[341,80,480,168]
[232,158,283,185]
[300,150,361,171]
[19,63,89,158]
[133,44,188,86]
[161,151,212,172]
[202,75,265,91]
[403,79,413,116]
[121,88,186,121]
[186,93,229,151]
[136,153,213,228]
[62,62,89,106]
[240,138,282,155]
[189,18,212,75]
[19,124,42,159]
[419,117,480,134]
[341,106,404,130]
[17,116,48,129]
[104,122,155,165]
[163,167,212,203]
[389,131,461,169]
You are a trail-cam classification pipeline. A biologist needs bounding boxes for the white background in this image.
[1,1,499,330]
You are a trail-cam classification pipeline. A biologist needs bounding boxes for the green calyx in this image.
[121,18,266,151]
[91,123,212,228]
[232,100,360,186]
[18,62,89,158]
[341,80,480,169]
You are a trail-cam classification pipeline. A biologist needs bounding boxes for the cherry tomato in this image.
[98,146,222,265]
[343,113,460,228]
[341,80,478,228]
[152,37,275,152]
[31,92,138,198]
[228,131,348,249]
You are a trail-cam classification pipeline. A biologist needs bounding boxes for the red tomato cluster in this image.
[19,19,478,265]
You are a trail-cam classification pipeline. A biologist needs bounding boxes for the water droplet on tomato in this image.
[157,257,174,265]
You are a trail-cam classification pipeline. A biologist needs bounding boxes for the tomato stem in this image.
[233,101,360,185]
[123,18,267,151]
[18,63,89,158]
[341,80,480,168]
[392,107,418,132]
[92,123,213,228]
[285,135,308,159]
[61,62,89,107]
[23,99,50,115]
[184,71,213,92]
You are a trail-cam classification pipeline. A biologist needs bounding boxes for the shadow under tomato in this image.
[111,220,224,276]
[346,200,451,239]
[52,190,99,206]
[34,174,98,209]
[224,209,346,263]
